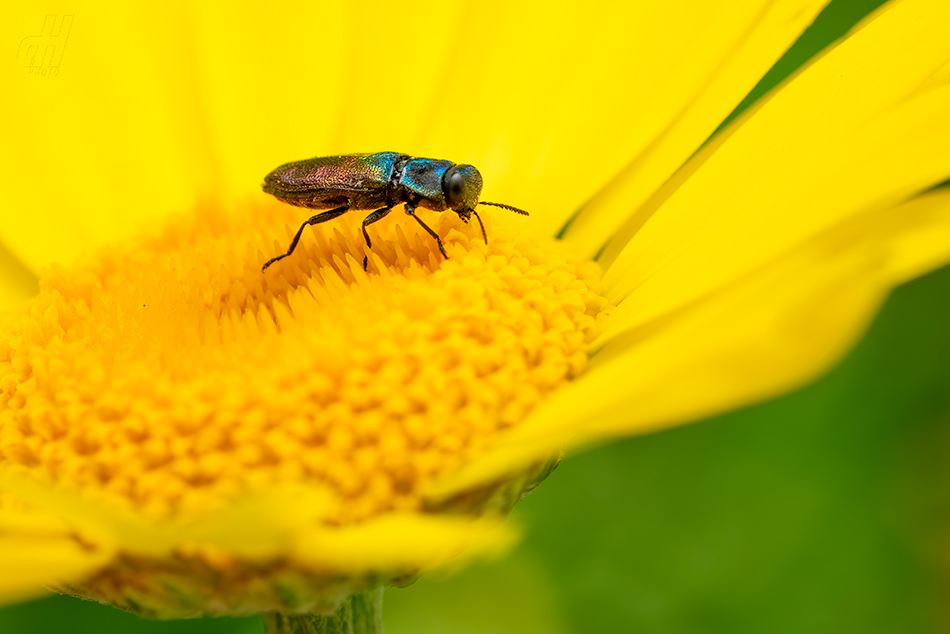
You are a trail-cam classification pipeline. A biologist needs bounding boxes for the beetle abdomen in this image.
[263,152,407,209]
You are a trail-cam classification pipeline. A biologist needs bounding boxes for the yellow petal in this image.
[1,472,511,584]
[3,1,829,271]
[430,186,950,494]
[559,0,829,256]
[1,2,357,273]
[600,0,950,328]
[0,475,512,614]
[2,5,217,273]
[417,0,830,239]
[880,188,950,285]
[0,535,108,604]
[294,514,516,573]
[0,244,38,312]
[430,0,950,493]
[0,501,112,604]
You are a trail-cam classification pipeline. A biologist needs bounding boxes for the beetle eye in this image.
[449,171,465,202]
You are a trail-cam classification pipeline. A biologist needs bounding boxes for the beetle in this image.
[260,152,528,271]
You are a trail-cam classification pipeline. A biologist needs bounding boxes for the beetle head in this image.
[443,164,483,214]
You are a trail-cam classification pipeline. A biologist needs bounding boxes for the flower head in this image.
[3,0,950,626]
[0,202,606,615]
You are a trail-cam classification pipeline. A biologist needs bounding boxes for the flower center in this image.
[0,201,608,524]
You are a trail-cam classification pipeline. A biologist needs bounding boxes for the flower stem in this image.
[261,588,383,634]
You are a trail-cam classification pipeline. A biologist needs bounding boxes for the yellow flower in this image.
[2,0,950,630]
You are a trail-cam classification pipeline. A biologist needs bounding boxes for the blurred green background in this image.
[6,0,949,632]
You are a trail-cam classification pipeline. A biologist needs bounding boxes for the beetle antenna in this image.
[479,201,529,216]
[471,209,488,243]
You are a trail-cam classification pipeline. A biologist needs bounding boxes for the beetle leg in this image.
[470,209,488,243]
[405,204,448,260]
[261,205,349,271]
[361,207,393,271]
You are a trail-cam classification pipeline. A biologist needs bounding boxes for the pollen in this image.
[0,202,608,526]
